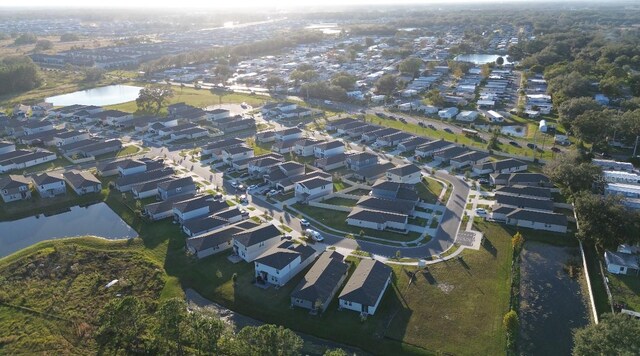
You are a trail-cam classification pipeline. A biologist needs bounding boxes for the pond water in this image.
[45,85,142,107]
[454,54,513,65]
[0,202,137,258]
[518,241,590,356]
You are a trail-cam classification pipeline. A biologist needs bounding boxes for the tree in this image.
[215,64,233,83]
[290,69,318,85]
[573,192,640,250]
[187,306,230,355]
[236,324,303,356]
[398,57,423,76]
[512,232,524,251]
[34,39,53,51]
[136,85,174,114]
[543,151,602,197]
[0,56,42,95]
[155,298,190,355]
[83,67,105,82]
[331,73,357,91]
[95,296,149,353]
[573,313,640,356]
[503,309,519,333]
[572,110,616,144]
[60,33,80,42]
[557,97,601,130]
[211,86,230,106]
[13,33,37,45]
[375,74,397,96]
[480,63,491,78]
[265,76,285,91]
[425,89,445,107]
[324,348,348,356]
[496,56,505,66]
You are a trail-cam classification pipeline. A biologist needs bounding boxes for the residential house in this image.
[375,132,413,148]
[32,172,66,198]
[290,251,349,313]
[433,146,470,165]
[222,146,254,164]
[117,159,148,176]
[473,158,528,175]
[397,137,430,153]
[386,164,421,184]
[0,175,31,202]
[232,224,283,262]
[293,139,322,157]
[438,107,459,120]
[186,221,256,259]
[248,156,285,177]
[504,209,568,233]
[314,153,347,171]
[208,108,231,121]
[490,173,551,187]
[456,110,478,122]
[449,151,491,169]
[254,241,318,286]
[346,152,378,171]
[63,170,102,195]
[295,176,333,203]
[485,110,505,122]
[314,140,344,159]
[131,177,174,199]
[274,127,303,142]
[415,139,455,158]
[338,259,392,316]
[0,141,16,155]
[256,131,276,143]
[52,131,91,147]
[157,176,196,201]
[173,195,227,224]
[346,207,409,232]
[271,139,298,154]
[605,245,639,275]
[115,168,175,192]
[143,194,196,221]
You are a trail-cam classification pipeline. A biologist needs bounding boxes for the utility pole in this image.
[633,135,640,158]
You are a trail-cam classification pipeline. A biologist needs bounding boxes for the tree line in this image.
[96,296,349,356]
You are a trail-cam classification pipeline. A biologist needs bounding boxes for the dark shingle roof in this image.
[338,259,392,306]
[495,193,554,211]
[255,241,317,270]
[291,251,348,303]
[233,224,282,248]
[347,207,408,224]
[387,164,420,177]
[506,209,568,226]
[495,185,551,199]
[32,172,64,186]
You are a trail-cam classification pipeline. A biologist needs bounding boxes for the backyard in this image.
[608,273,640,312]
[416,176,444,204]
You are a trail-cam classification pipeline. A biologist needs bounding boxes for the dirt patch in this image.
[437,283,455,294]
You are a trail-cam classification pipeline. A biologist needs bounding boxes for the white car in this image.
[475,208,487,215]
[230,181,239,188]
[248,184,258,191]
[300,219,310,227]
[305,229,324,242]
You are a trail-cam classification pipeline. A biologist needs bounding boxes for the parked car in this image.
[478,178,489,185]
[475,208,487,215]
[428,124,436,130]
[444,128,453,134]
[300,219,310,227]
[248,184,259,191]
[237,184,246,191]
[527,143,537,149]
[399,118,407,124]
[375,112,385,118]
[509,141,519,147]
[214,193,223,200]
[551,147,561,152]
[266,189,278,197]
[418,122,425,127]
[230,181,239,188]
[305,229,324,242]
[239,172,250,179]
[239,195,248,203]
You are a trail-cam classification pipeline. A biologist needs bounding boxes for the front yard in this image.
[416,177,444,204]
[608,273,640,312]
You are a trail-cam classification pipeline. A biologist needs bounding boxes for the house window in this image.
[176,187,182,192]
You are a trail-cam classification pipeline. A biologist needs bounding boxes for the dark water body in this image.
[0,202,137,258]
[518,241,590,356]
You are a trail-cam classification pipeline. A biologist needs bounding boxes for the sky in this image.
[0,0,516,8]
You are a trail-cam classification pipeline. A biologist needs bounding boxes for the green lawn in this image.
[106,86,267,113]
[608,273,640,312]
[385,220,513,355]
[291,203,420,242]
[332,180,351,192]
[416,177,443,204]
[93,144,142,160]
[322,197,358,207]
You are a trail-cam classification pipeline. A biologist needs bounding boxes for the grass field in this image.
[417,177,444,204]
[93,144,142,160]
[607,270,640,312]
[322,196,358,207]
[106,86,267,114]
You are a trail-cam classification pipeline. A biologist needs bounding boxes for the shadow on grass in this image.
[482,238,498,258]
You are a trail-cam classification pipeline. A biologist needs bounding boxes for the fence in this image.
[307,201,352,212]
[574,204,601,324]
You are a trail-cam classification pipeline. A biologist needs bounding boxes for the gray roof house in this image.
[291,251,349,313]
[605,250,639,276]
[186,221,257,259]
[0,174,32,203]
[232,224,284,262]
[338,259,392,316]
[254,241,318,287]
[32,172,66,198]
[157,176,196,201]
[63,170,102,196]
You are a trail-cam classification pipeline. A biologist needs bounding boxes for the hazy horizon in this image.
[0,0,628,9]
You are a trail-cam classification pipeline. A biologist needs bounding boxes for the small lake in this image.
[0,202,137,258]
[45,85,142,107]
[454,54,513,65]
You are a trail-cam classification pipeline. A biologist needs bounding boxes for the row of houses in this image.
[489,175,568,233]
[0,169,101,203]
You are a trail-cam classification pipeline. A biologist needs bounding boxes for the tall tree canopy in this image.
[136,85,175,114]
[0,56,42,95]
[573,313,640,356]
